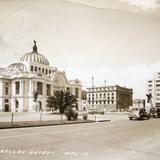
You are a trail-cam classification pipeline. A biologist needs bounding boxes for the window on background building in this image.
[108,93,110,96]
[100,101,101,104]
[156,80,160,82]
[49,70,51,74]
[38,67,41,71]
[15,81,20,94]
[148,85,152,87]
[157,94,160,96]
[112,101,114,104]
[35,66,37,72]
[46,84,51,96]
[148,80,152,83]
[42,68,44,73]
[156,84,160,87]
[37,82,43,95]
[31,66,33,71]
[100,94,102,99]
[103,93,106,98]
[75,88,79,98]
[107,101,109,104]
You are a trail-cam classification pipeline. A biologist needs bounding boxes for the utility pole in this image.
[104,80,106,111]
[92,77,94,109]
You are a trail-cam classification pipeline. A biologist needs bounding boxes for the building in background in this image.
[132,99,145,108]
[86,85,132,112]
[0,41,82,112]
[147,72,160,108]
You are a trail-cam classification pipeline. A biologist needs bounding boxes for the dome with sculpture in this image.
[20,40,49,66]
[0,40,82,113]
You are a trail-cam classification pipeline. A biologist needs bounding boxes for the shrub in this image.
[65,109,78,120]
[83,114,88,120]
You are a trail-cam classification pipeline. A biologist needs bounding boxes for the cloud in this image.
[121,0,160,10]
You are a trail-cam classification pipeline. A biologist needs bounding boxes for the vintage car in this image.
[150,107,157,118]
[129,108,150,120]
[157,107,160,118]
[150,107,160,118]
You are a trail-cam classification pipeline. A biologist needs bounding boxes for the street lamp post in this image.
[92,77,94,109]
[104,80,106,111]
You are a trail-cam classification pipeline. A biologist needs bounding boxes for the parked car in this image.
[129,108,150,120]
[87,109,104,115]
[150,107,160,118]
[150,107,157,118]
[157,107,160,118]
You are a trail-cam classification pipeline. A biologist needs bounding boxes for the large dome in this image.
[20,40,49,66]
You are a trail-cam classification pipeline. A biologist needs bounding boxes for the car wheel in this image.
[130,117,132,120]
[147,116,150,119]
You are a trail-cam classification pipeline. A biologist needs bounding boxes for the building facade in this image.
[132,99,145,109]
[86,85,132,111]
[0,41,82,112]
[147,72,160,107]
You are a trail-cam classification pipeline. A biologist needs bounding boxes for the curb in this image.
[0,119,111,130]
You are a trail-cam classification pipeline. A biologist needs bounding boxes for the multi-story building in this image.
[0,41,82,112]
[147,72,160,107]
[86,85,133,111]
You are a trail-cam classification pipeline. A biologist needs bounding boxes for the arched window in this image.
[15,81,20,94]
[37,82,43,95]
[75,88,79,98]
[46,84,51,96]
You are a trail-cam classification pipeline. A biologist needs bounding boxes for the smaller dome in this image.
[8,63,27,72]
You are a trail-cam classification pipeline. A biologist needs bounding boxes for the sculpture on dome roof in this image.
[32,40,38,53]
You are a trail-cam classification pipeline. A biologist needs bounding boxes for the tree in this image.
[46,96,58,112]
[46,90,77,120]
[33,91,38,102]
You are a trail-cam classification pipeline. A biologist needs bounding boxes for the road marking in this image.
[0,133,40,139]
[0,149,88,157]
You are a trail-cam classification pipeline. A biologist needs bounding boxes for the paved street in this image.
[0,118,160,160]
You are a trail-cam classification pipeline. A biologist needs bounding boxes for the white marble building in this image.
[0,41,82,112]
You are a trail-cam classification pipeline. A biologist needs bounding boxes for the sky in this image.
[0,0,160,99]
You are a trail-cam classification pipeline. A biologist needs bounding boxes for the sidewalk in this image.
[0,119,95,129]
